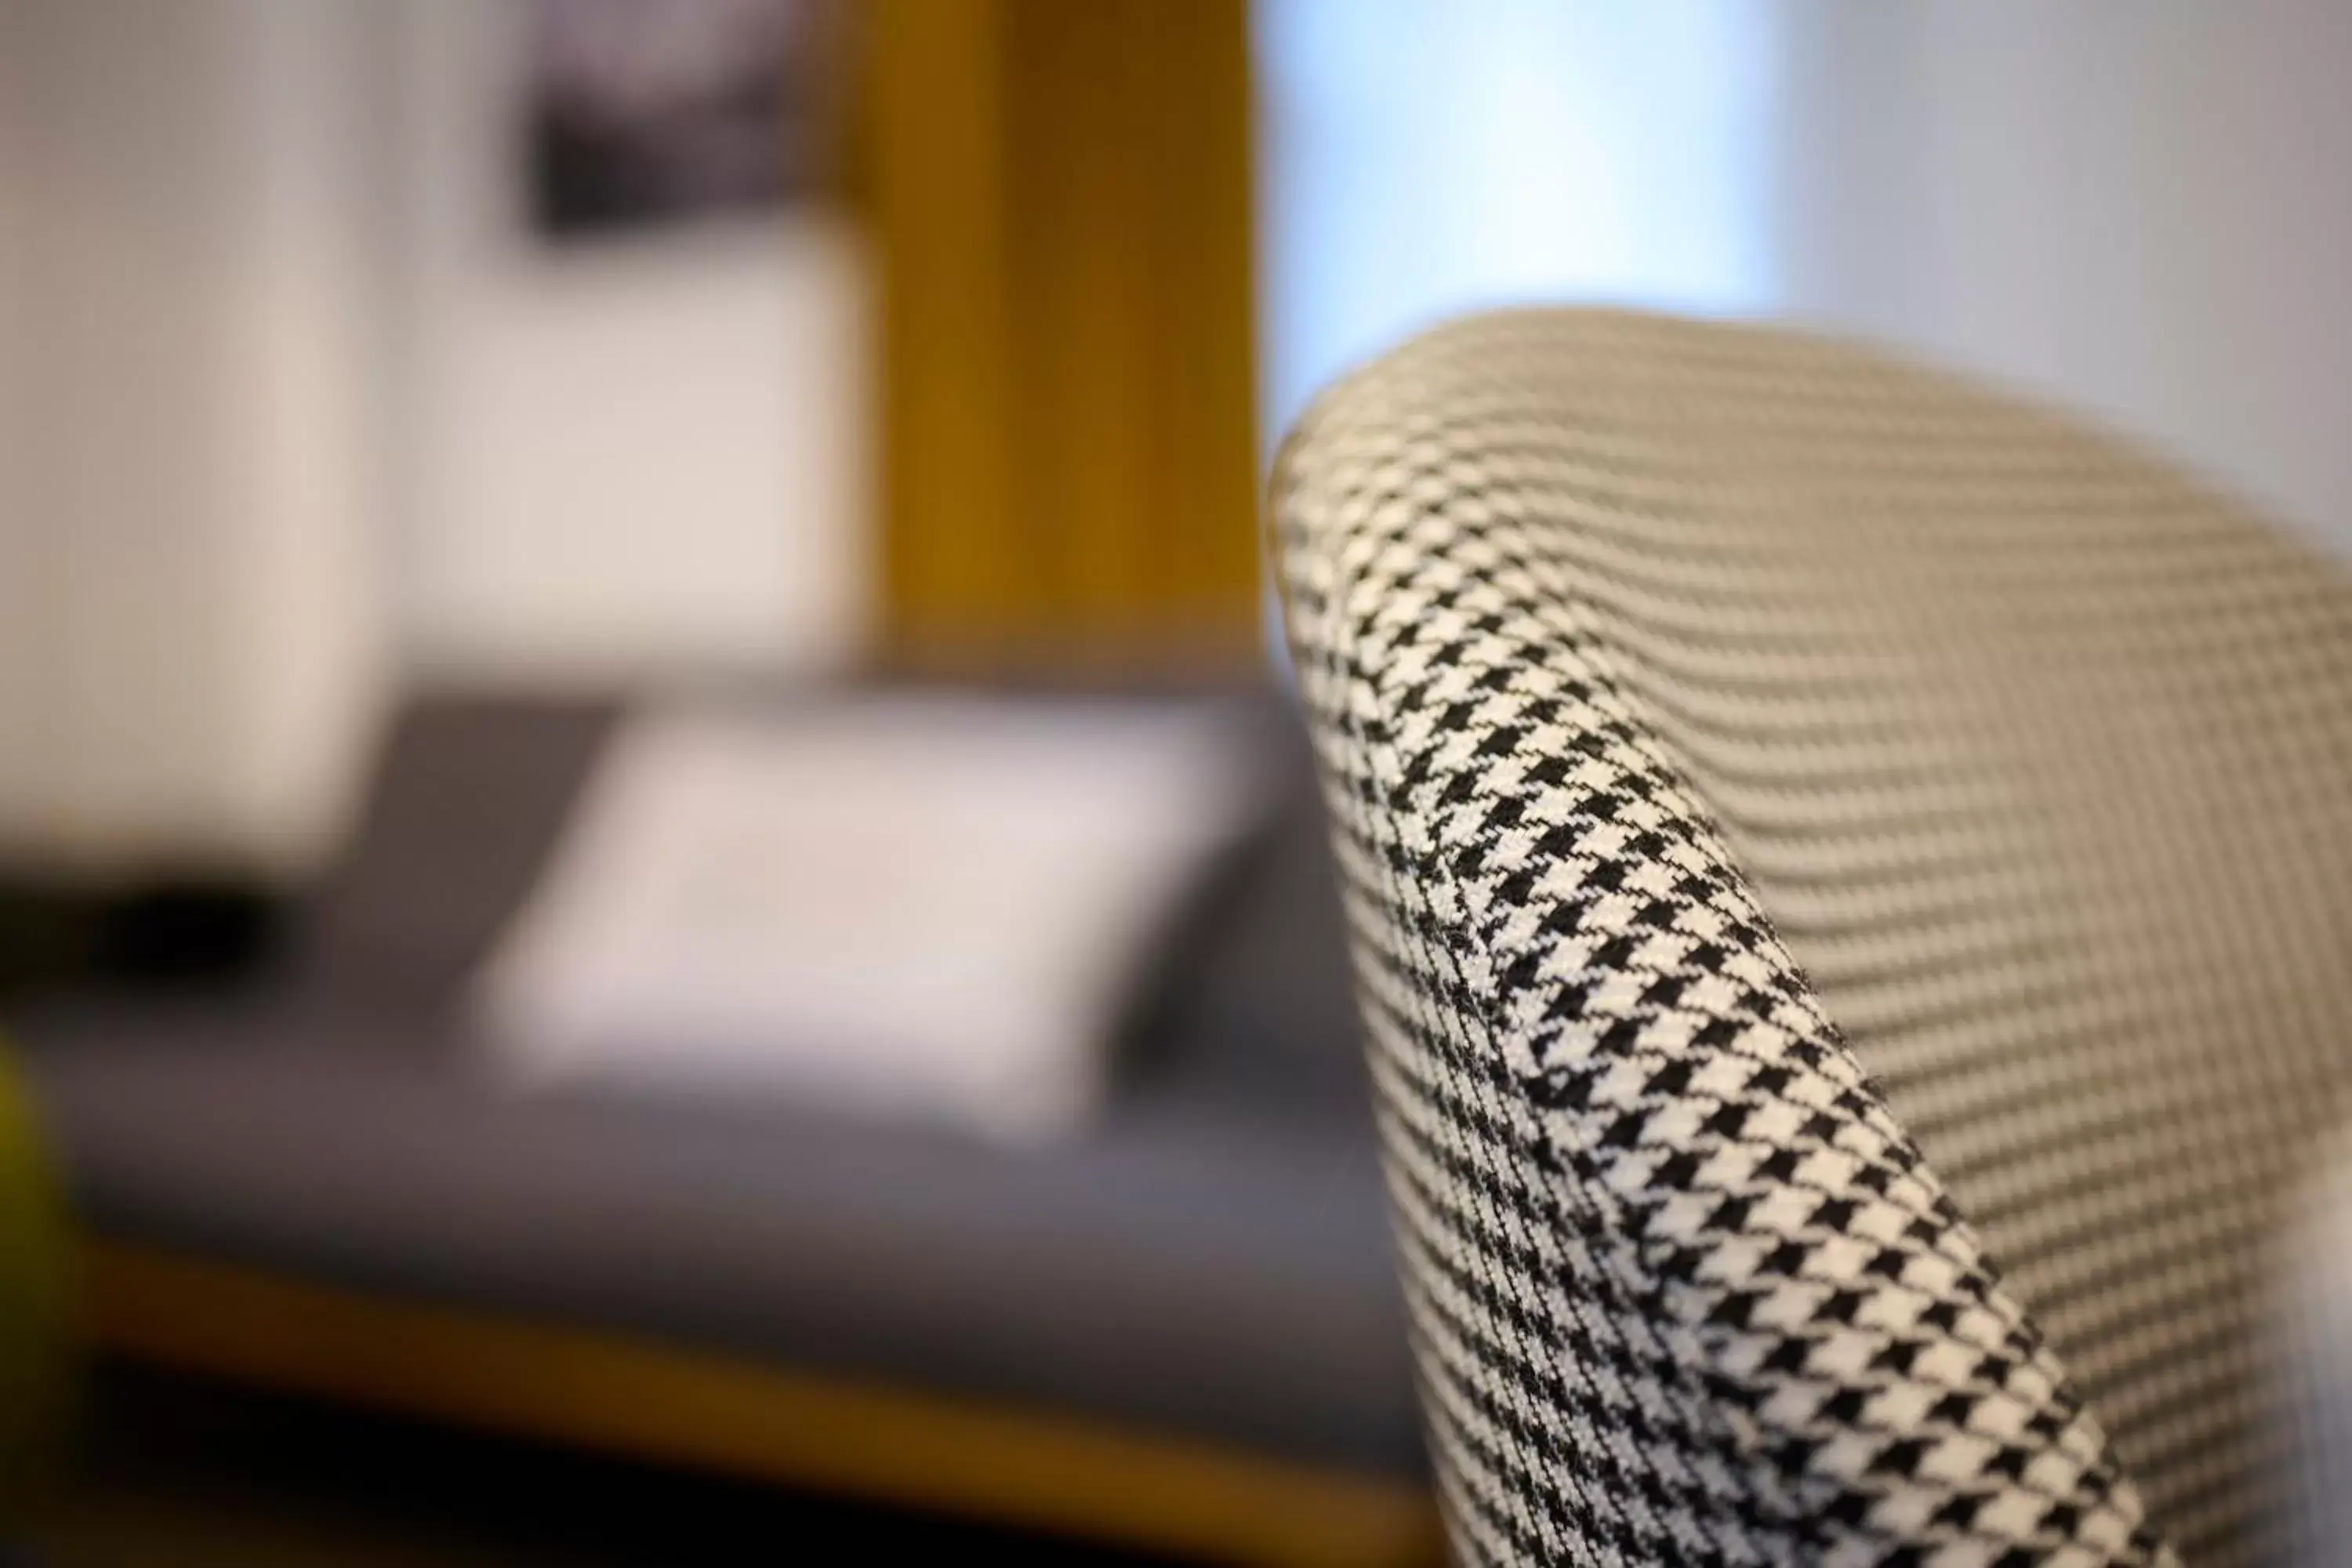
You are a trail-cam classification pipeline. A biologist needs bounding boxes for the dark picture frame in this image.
[527,0,847,240]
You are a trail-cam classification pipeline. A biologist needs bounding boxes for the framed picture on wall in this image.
[526,0,848,240]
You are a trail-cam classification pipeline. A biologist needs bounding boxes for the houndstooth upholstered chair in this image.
[1271,310,2352,1567]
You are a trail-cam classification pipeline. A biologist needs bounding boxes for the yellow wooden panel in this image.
[861,0,1262,670]
[860,0,1024,649]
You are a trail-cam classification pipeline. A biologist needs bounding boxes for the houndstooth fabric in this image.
[1272,310,2352,1566]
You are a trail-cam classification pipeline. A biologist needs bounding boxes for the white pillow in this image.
[472,696,1267,1142]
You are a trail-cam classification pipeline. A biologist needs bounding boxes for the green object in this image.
[0,1044,68,1516]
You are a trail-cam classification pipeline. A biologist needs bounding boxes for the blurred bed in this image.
[11,691,1435,1566]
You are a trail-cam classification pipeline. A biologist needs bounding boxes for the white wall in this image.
[0,0,387,875]
[388,0,868,684]
[1777,0,2352,555]
[0,0,869,876]
[0,1,48,854]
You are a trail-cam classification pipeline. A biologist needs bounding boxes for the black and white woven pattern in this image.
[1273,310,2352,1566]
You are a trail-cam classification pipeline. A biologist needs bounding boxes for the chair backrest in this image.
[1272,310,2352,1566]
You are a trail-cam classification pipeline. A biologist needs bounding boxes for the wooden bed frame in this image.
[83,1242,1441,1567]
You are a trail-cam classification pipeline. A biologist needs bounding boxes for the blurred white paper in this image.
[474,698,1266,1141]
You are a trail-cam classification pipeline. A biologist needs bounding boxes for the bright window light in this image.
[1255,0,1784,442]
